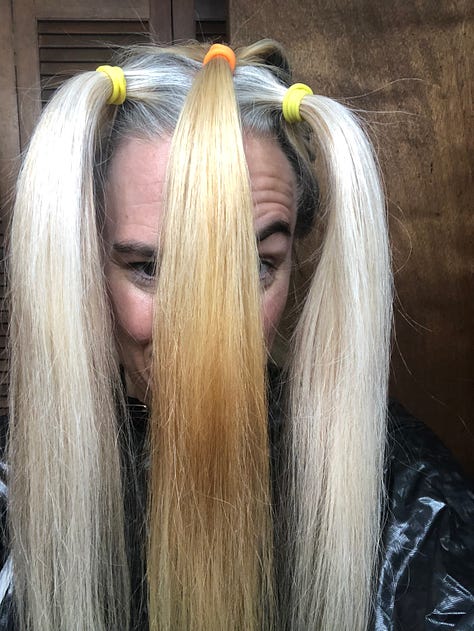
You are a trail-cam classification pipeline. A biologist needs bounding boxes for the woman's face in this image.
[104,135,297,402]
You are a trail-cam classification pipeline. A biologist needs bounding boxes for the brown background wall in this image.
[230,0,473,476]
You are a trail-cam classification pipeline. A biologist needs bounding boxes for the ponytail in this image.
[284,94,392,631]
[8,71,130,631]
[147,51,276,631]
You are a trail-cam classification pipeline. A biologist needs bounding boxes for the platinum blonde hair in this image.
[8,40,392,630]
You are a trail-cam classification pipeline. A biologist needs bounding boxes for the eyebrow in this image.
[110,222,291,256]
[257,220,292,243]
[111,241,157,258]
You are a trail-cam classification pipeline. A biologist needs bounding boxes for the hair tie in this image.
[203,44,236,73]
[96,65,127,105]
[282,83,313,123]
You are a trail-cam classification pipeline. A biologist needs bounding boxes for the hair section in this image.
[284,96,392,630]
[8,73,130,630]
[230,42,392,629]
[147,54,275,631]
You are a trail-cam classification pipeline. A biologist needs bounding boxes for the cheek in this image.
[262,276,291,347]
[107,275,154,346]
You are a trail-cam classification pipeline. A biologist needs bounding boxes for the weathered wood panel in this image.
[230,0,473,475]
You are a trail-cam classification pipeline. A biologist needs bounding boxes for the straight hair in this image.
[148,56,275,631]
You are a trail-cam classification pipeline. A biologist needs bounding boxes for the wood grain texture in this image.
[230,0,474,475]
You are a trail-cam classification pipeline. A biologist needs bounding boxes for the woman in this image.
[2,41,473,631]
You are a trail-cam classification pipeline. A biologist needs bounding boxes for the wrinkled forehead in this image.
[103,134,297,242]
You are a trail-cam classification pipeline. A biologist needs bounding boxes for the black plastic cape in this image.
[0,401,472,629]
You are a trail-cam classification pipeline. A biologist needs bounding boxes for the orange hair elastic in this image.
[203,44,236,73]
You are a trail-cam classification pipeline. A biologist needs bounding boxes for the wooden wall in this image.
[230,0,473,476]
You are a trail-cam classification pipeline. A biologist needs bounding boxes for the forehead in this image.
[104,138,170,243]
[103,134,297,242]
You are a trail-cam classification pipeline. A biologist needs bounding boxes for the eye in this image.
[128,260,157,286]
[258,258,276,289]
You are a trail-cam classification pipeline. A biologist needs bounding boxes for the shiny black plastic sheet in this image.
[374,402,474,629]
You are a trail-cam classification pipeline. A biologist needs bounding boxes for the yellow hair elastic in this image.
[203,44,236,73]
[96,65,127,105]
[282,83,313,123]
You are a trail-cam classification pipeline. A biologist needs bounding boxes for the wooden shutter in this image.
[39,20,151,104]
[0,0,20,416]
[195,0,228,41]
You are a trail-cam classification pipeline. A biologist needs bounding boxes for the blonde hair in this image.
[8,40,392,631]
[9,75,130,630]
[148,57,274,631]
